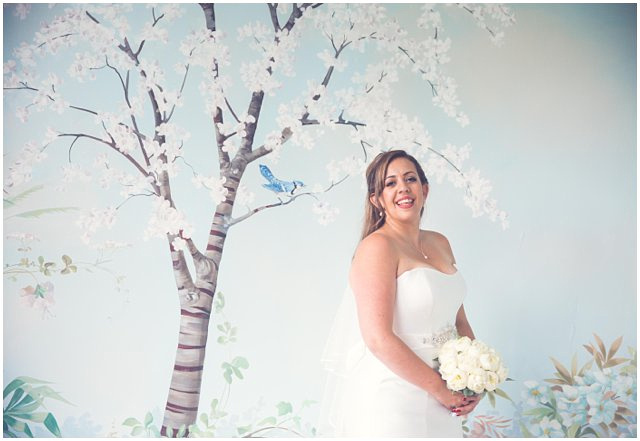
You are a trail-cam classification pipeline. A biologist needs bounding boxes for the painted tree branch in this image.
[57,133,150,180]
[200,3,230,169]
[228,175,349,227]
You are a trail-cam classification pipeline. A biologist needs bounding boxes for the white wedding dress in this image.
[319,265,467,437]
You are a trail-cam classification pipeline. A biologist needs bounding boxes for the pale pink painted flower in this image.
[20,282,55,318]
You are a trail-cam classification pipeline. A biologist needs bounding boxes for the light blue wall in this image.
[3,3,636,437]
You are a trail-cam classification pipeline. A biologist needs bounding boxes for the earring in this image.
[379,210,384,217]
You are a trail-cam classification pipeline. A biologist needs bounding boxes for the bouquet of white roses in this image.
[436,336,508,396]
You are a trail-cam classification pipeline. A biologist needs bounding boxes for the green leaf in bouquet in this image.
[493,387,515,404]
[176,424,187,437]
[487,391,496,407]
[200,412,209,426]
[131,425,145,436]
[43,413,61,437]
[149,426,161,437]
[223,369,232,384]
[276,401,293,416]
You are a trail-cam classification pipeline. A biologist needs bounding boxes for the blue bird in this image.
[259,164,305,196]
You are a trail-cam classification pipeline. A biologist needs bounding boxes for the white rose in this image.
[471,339,489,353]
[438,347,458,365]
[497,365,508,382]
[467,368,487,394]
[439,361,458,380]
[453,336,472,352]
[458,353,480,373]
[485,371,499,391]
[447,369,468,391]
[479,352,500,371]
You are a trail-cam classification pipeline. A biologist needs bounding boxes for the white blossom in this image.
[235,184,255,207]
[312,200,339,225]
[14,4,31,20]
[76,206,117,244]
[145,197,193,240]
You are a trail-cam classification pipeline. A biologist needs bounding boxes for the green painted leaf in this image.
[43,413,61,437]
[231,366,244,380]
[523,407,553,418]
[5,387,25,410]
[567,423,580,438]
[122,417,140,427]
[200,413,209,426]
[149,426,161,437]
[9,207,78,220]
[301,399,318,408]
[257,416,277,426]
[223,370,232,384]
[28,386,72,405]
[233,356,249,369]
[177,424,187,437]
[3,185,44,208]
[3,379,25,399]
[237,424,252,435]
[143,412,153,427]
[23,423,33,438]
[10,419,26,433]
[210,398,219,411]
[61,255,72,265]
[131,425,144,436]
[16,412,47,423]
[519,422,534,438]
[276,401,293,416]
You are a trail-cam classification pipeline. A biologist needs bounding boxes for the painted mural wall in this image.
[3,3,636,438]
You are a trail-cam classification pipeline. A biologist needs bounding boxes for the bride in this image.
[319,150,483,437]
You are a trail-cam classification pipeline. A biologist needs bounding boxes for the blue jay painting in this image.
[259,164,305,196]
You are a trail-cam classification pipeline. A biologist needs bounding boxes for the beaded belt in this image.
[398,324,459,350]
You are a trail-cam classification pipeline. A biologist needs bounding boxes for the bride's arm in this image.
[350,233,466,410]
[455,305,475,339]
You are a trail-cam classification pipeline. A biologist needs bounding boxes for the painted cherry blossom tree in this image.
[4,3,513,436]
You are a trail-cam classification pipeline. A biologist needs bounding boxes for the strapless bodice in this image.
[393,266,466,348]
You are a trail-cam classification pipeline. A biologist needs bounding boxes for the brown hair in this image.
[360,150,429,240]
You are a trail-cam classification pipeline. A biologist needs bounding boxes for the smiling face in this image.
[371,157,429,224]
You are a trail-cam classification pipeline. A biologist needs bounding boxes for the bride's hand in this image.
[452,392,484,416]
[432,382,468,412]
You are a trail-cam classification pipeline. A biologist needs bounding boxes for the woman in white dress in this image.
[319,150,483,437]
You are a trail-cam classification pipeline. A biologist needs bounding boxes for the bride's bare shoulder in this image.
[422,229,451,245]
